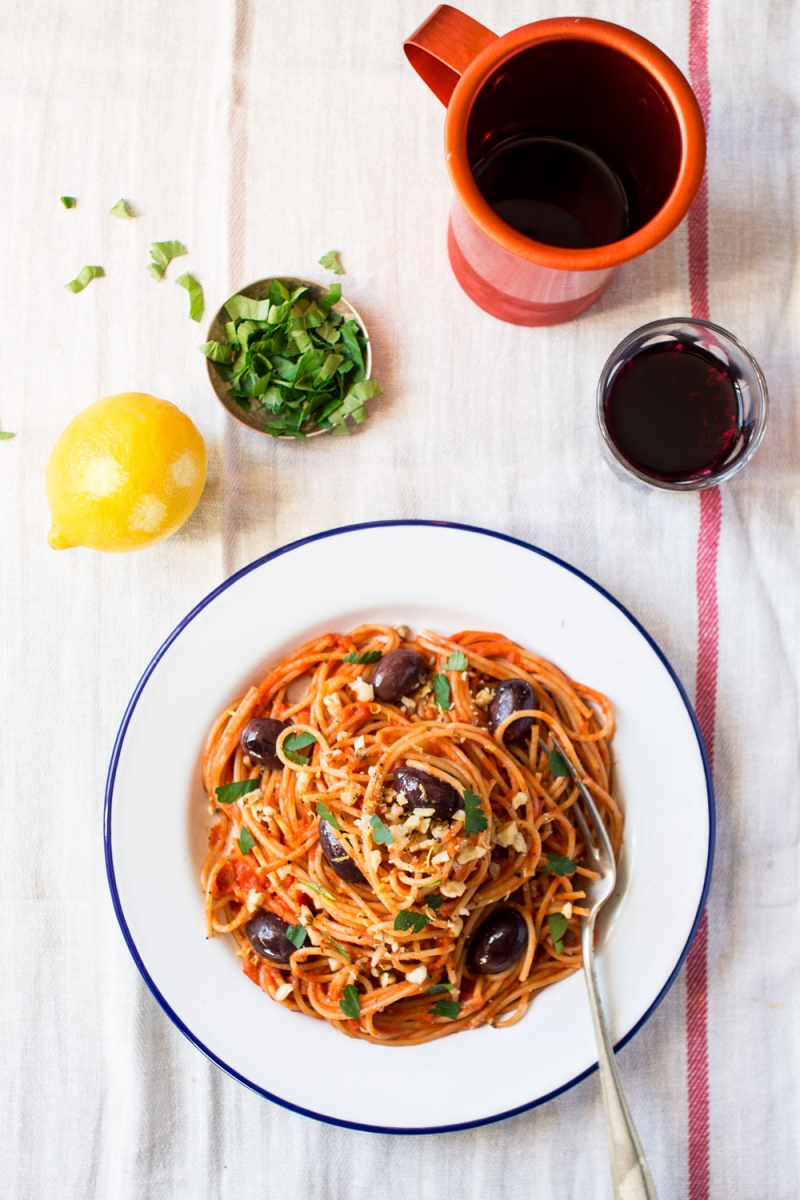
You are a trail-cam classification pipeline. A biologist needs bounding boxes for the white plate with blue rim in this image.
[104,520,713,1133]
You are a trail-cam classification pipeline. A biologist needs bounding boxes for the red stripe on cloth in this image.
[687,486,721,1200]
[687,3,716,1199]
[686,908,710,1198]
[688,0,711,322]
[688,0,712,121]
[694,488,722,761]
[688,176,710,322]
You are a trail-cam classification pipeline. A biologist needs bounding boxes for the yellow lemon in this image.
[46,392,207,552]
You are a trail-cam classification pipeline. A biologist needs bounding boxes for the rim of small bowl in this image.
[596,316,769,491]
[205,276,373,440]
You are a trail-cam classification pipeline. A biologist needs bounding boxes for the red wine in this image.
[603,341,745,482]
[472,135,629,249]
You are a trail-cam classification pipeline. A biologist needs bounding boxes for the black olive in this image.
[393,764,463,822]
[372,649,428,703]
[245,910,296,964]
[468,908,528,975]
[319,819,367,886]
[240,718,288,770]
[488,679,536,746]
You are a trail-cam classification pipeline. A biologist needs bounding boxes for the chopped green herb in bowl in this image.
[201,276,381,439]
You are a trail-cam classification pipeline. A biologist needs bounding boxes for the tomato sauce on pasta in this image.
[201,625,621,1045]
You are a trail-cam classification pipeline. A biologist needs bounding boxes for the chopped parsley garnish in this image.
[285,731,317,750]
[199,340,232,363]
[443,649,468,671]
[215,778,260,804]
[316,801,342,832]
[0,431,16,440]
[224,295,270,320]
[425,893,445,912]
[319,249,345,275]
[148,240,188,280]
[548,747,571,778]
[339,983,360,1019]
[393,911,429,934]
[433,673,451,710]
[60,196,77,208]
[325,935,351,962]
[542,853,576,876]
[369,814,394,845]
[547,912,568,953]
[109,198,135,218]
[237,827,255,854]
[285,924,307,949]
[65,265,104,293]
[343,650,382,664]
[425,983,455,995]
[199,278,381,438]
[175,272,204,322]
[463,789,488,837]
[283,730,317,765]
[429,999,461,1020]
[299,879,334,902]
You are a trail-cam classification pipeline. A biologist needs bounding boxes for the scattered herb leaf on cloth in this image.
[60,196,77,209]
[175,272,205,322]
[200,279,381,438]
[0,431,16,440]
[319,249,345,275]
[109,198,136,219]
[148,240,188,280]
[65,265,104,293]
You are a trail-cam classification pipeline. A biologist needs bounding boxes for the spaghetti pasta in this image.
[200,625,622,1046]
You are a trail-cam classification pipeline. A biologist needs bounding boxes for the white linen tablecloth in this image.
[1,1,797,1196]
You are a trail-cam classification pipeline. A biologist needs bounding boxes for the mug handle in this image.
[404,4,497,106]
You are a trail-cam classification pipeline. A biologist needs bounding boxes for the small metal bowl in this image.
[205,275,373,439]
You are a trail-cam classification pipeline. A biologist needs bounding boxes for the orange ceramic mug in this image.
[404,6,706,326]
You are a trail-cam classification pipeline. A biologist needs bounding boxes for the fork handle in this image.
[582,920,659,1199]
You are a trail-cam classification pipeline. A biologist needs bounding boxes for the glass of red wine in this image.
[597,318,768,490]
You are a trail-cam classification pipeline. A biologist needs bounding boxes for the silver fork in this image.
[541,735,658,1200]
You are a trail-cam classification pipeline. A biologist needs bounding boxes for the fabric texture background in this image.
[0,1,797,1197]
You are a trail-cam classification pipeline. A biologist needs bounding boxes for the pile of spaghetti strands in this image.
[201,625,622,1046]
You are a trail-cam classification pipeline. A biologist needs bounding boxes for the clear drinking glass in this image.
[596,317,769,491]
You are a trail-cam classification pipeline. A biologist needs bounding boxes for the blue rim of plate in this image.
[104,519,716,1135]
